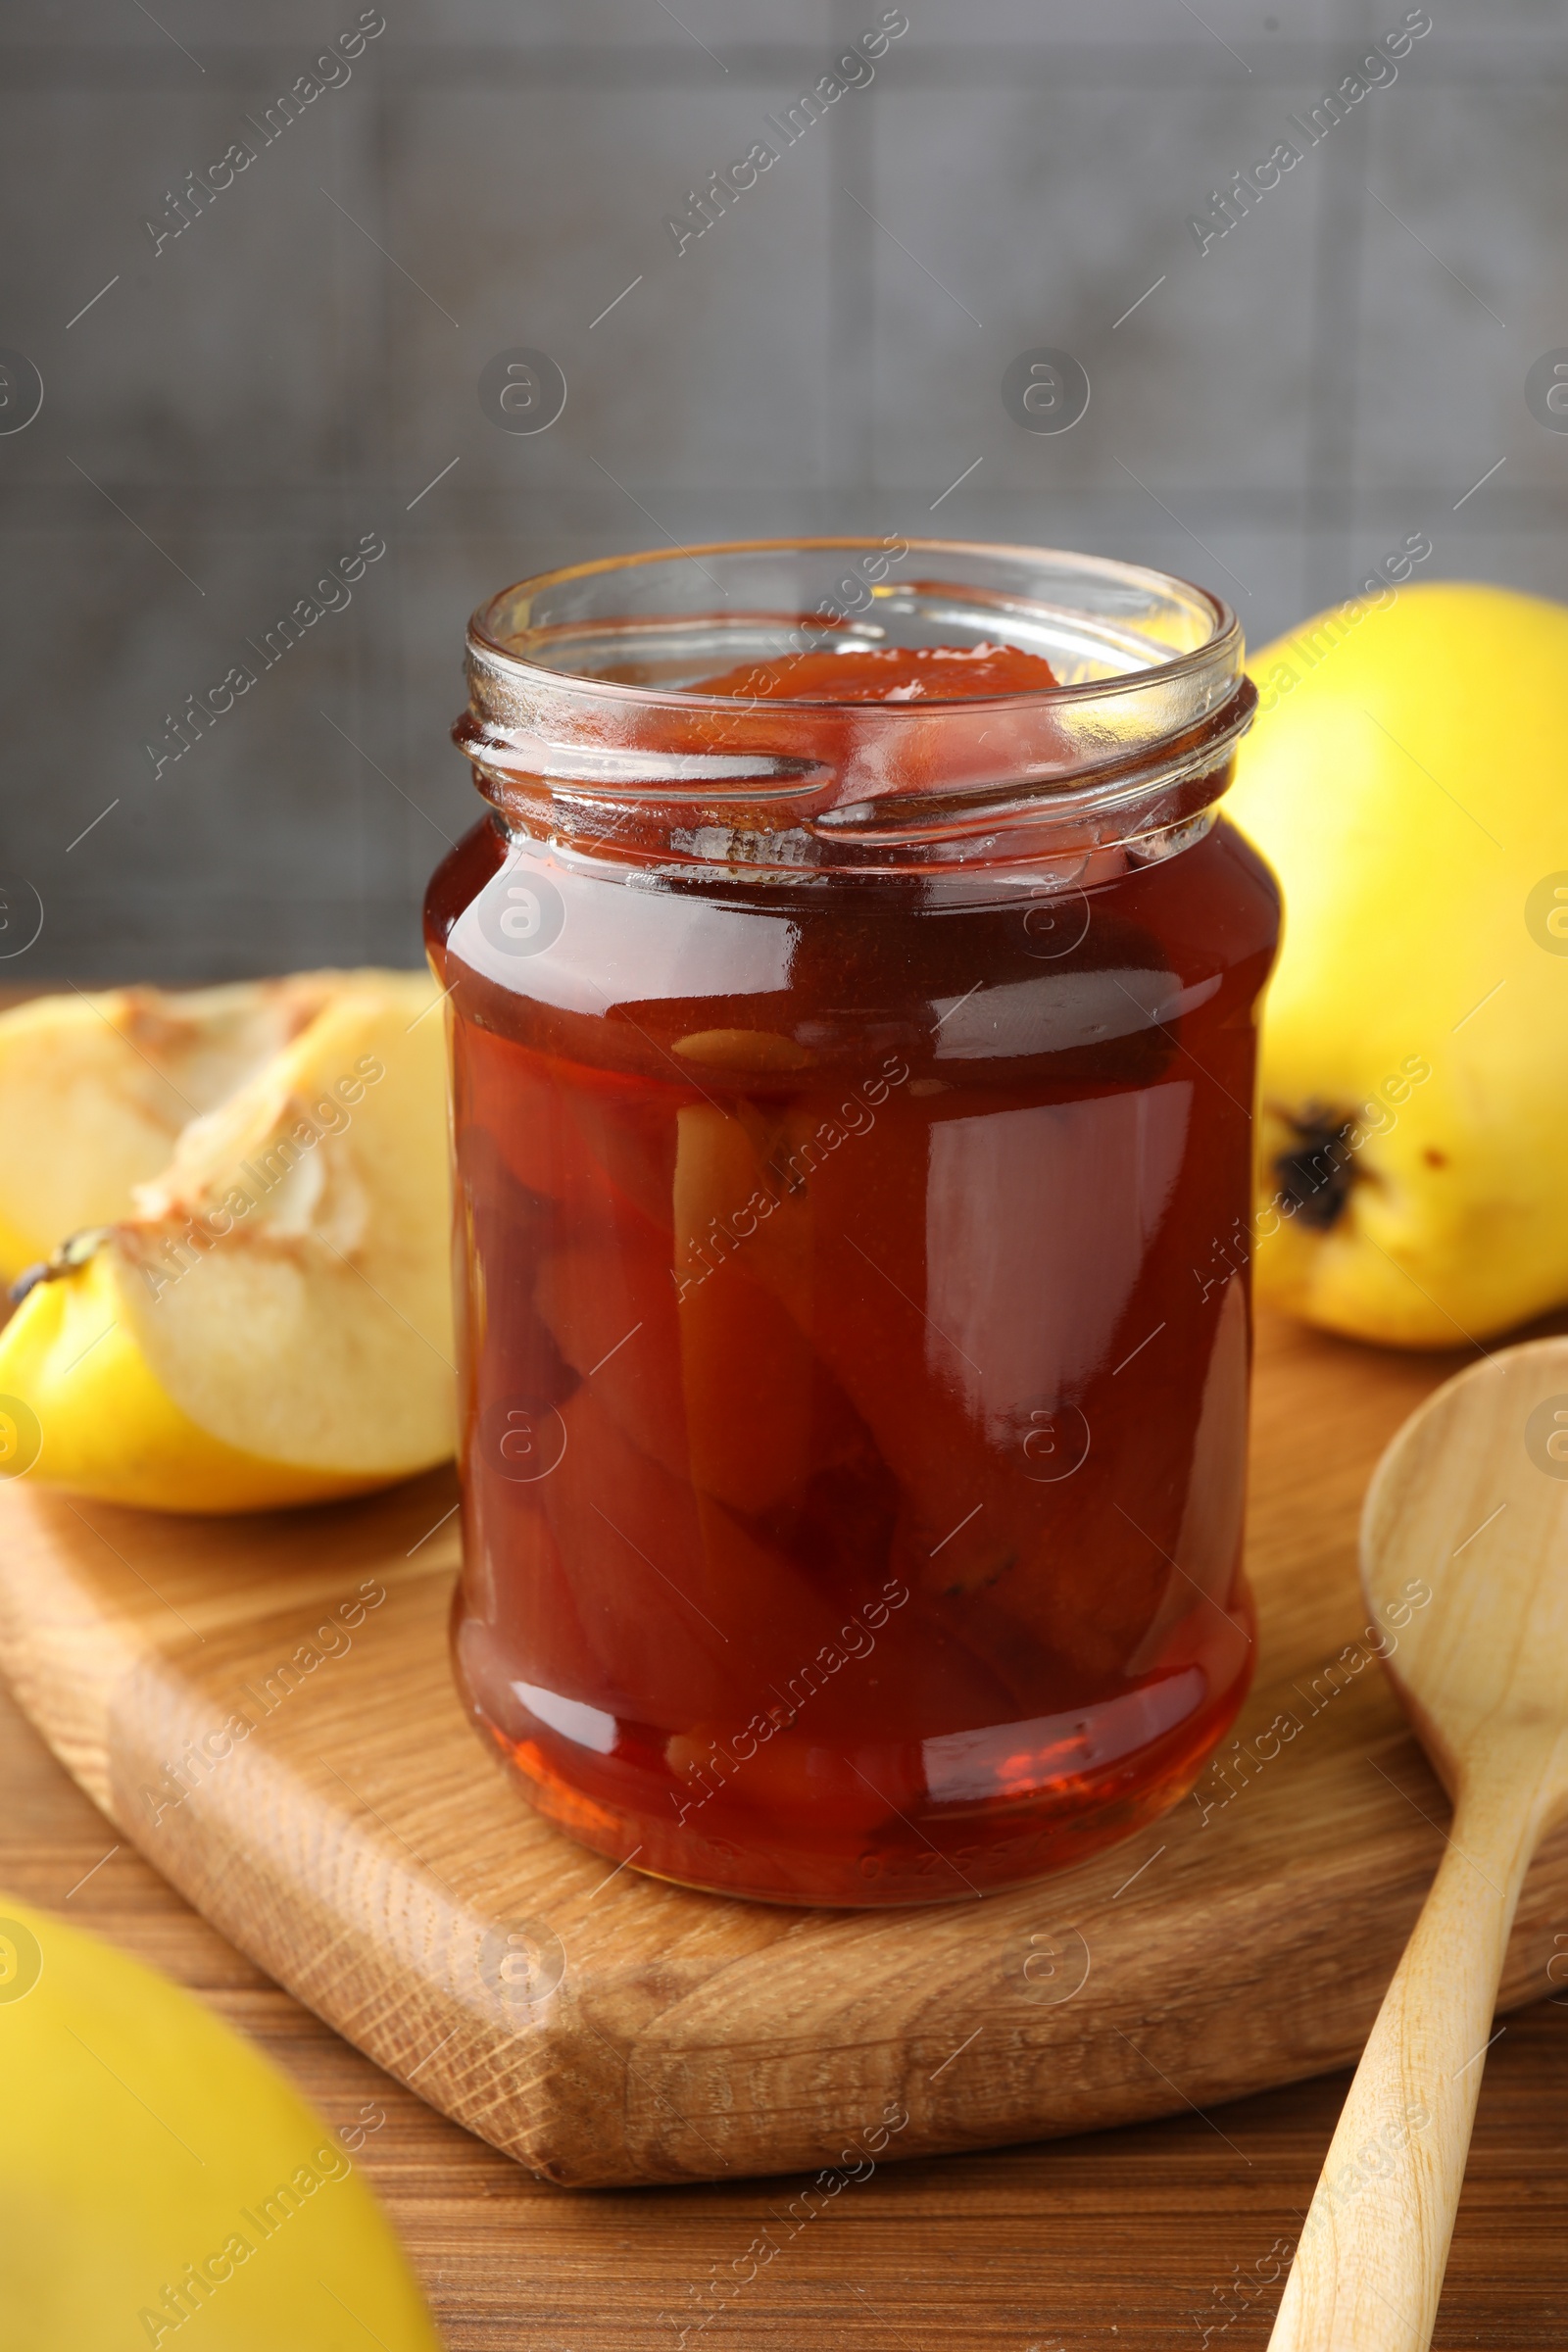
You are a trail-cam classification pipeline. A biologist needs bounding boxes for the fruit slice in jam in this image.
[691,640,1061,702]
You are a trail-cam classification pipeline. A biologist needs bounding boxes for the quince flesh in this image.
[0,975,356,1284]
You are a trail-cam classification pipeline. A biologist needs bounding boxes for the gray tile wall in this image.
[2,0,1564,980]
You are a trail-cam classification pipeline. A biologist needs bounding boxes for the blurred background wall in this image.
[2,0,1563,982]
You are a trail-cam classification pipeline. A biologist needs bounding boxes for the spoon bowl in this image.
[1363,1336,1568,1767]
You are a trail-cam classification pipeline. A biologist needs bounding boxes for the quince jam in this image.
[426,641,1280,1905]
[691,639,1063,702]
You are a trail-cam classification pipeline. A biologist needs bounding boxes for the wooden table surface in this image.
[5,1666,1567,2348]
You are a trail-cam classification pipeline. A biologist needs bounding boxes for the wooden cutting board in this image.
[1,1308,1563,2190]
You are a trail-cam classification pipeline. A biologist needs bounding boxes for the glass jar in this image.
[425,538,1280,1907]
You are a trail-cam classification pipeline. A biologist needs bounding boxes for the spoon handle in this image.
[1266,1772,1539,2352]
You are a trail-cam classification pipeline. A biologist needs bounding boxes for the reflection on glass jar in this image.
[425,538,1280,1905]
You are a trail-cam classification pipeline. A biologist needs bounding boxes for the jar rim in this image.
[457,537,1255,875]
[467,534,1242,711]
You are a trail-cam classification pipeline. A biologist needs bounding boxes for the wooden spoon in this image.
[1268,1336,1568,2350]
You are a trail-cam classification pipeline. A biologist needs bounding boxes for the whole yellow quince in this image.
[1227,580,1568,1348]
[0,1897,442,2349]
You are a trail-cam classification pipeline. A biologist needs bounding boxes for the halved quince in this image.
[0,974,367,1283]
[0,974,455,1512]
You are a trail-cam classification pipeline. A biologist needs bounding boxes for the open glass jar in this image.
[425,538,1279,1906]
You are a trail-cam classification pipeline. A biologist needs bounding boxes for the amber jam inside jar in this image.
[426,538,1279,1906]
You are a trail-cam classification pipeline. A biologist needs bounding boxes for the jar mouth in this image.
[469,535,1240,706]
[458,537,1255,874]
